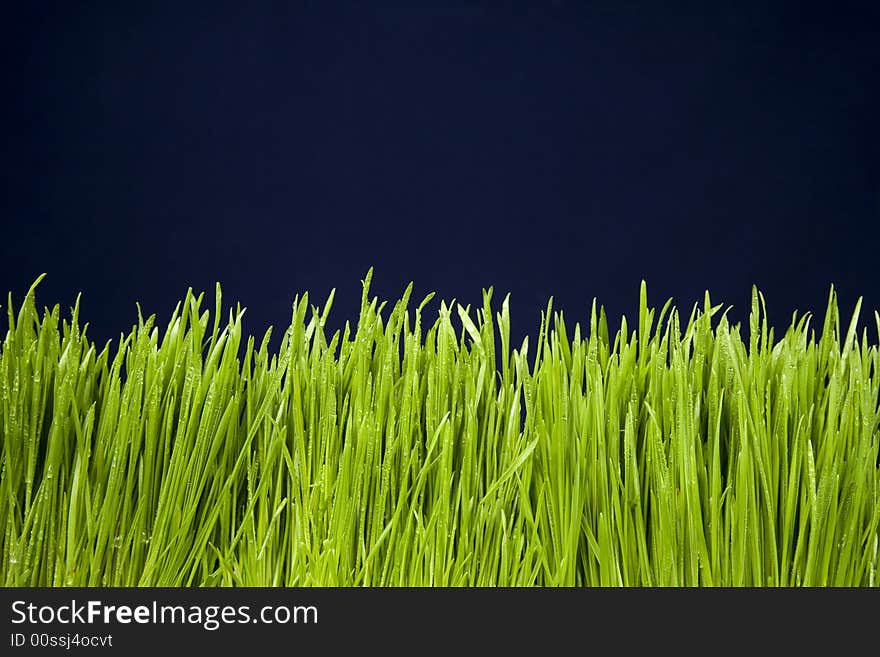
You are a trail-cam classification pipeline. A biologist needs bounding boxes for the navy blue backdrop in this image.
[3,1,878,347]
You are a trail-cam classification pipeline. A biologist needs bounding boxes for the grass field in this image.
[1,272,878,586]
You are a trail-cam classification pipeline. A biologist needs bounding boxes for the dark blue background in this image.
[3,2,878,346]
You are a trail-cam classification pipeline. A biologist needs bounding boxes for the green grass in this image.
[1,271,878,586]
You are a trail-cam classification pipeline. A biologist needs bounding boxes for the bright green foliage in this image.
[1,272,878,586]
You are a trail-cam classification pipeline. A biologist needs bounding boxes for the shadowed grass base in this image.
[1,272,878,586]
